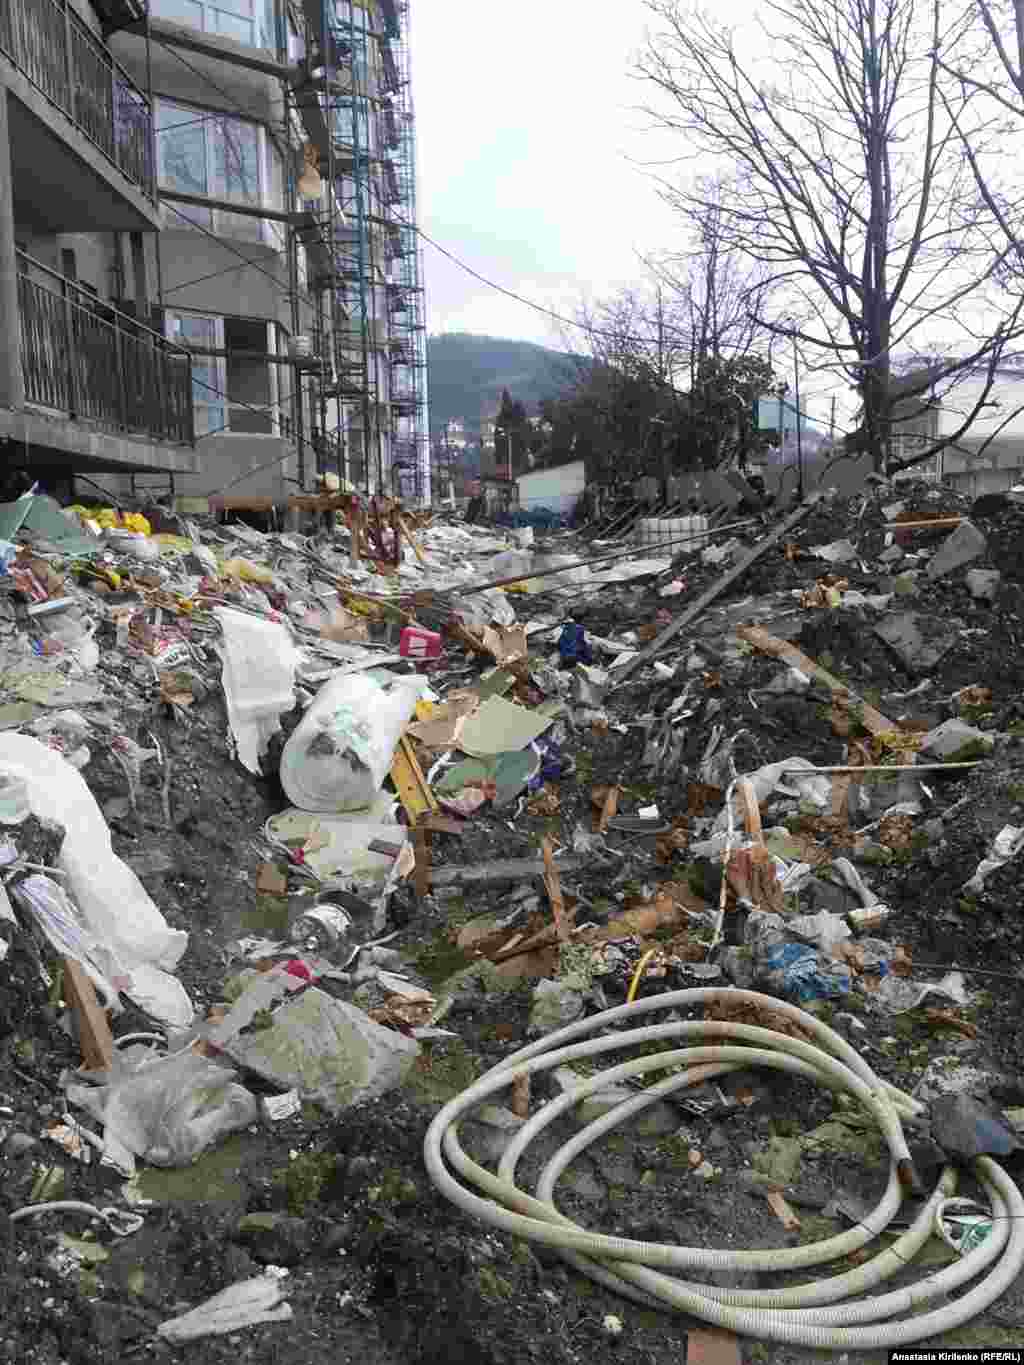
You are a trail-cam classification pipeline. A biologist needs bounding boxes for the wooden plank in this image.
[735,625,899,736]
[615,497,820,682]
[397,514,427,566]
[885,517,962,530]
[63,958,114,1071]
[542,837,569,942]
[389,735,438,823]
[735,779,763,844]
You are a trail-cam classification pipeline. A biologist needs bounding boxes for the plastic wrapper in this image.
[75,1046,258,1169]
[0,735,191,1026]
[11,873,122,1010]
[214,607,297,776]
[745,910,851,1003]
[279,671,424,812]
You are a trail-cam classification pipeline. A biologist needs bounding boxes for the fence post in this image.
[113,318,126,430]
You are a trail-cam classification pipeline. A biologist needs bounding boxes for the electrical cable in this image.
[425,988,1024,1348]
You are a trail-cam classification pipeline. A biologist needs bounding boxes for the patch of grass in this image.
[1007,783,1024,803]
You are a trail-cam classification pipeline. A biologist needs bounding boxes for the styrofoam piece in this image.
[634,516,709,551]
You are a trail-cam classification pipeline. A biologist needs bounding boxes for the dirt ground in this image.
[4,481,1024,1364]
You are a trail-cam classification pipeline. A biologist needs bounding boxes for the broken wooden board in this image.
[616,497,820,682]
[389,735,438,823]
[735,625,899,736]
[63,958,114,1071]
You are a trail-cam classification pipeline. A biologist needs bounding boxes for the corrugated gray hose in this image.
[423,988,1024,1350]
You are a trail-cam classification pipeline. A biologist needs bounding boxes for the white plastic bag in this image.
[84,1046,258,1167]
[279,671,424,812]
[214,607,297,775]
[0,735,191,1026]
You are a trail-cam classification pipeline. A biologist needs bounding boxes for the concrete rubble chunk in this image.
[919,718,994,759]
[874,611,958,674]
[965,568,1001,601]
[529,977,586,1035]
[215,983,419,1114]
[810,539,858,564]
[926,519,987,580]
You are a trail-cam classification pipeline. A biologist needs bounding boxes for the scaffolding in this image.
[290,0,428,500]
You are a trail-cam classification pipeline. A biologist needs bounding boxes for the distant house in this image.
[889,361,1024,495]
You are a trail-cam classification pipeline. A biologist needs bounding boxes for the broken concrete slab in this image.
[926,519,987,580]
[874,611,958,674]
[810,538,858,565]
[529,978,586,1035]
[919,718,995,760]
[966,568,1001,602]
[215,983,419,1113]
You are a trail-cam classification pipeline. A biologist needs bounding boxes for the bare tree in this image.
[637,0,1024,474]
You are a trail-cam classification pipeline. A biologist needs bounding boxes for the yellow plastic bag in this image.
[221,557,274,585]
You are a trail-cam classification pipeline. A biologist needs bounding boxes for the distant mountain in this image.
[426,333,572,437]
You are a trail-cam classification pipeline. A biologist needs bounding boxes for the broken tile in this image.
[926,519,987,580]
[874,611,958,674]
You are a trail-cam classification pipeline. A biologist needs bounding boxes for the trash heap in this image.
[3,478,1024,1356]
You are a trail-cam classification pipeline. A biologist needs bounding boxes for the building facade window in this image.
[155,99,283,245]
[164,310,294,437]
[149,0,276,51]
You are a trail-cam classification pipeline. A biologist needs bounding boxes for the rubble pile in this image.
[1,480,1024,1361]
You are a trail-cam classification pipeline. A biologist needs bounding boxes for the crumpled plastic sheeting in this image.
[68,1046,258,1171]
[157,1275,292,1342]
[714,757,832,831]
[214,607,297,776]
[0,735,191,1026]
[12,874,122,1011]
[963,825,1024,894]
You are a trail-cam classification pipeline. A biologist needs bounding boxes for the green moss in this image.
[274,1150,340,1215]
[404,1038,483,1104]
[943,738,994,763]
[414,932,475,987]
[475,1266,514,1302]
[958,896,979,915]
[368,1167,420,1207]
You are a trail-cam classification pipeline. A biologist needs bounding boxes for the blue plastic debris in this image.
[558,623,592,666]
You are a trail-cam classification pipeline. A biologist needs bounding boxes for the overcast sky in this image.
[407,0,845,426]
[408,0,683,350]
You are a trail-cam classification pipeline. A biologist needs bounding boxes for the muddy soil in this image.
[4,484,1024,1365]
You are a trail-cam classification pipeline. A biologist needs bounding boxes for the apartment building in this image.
[0,0,428,509]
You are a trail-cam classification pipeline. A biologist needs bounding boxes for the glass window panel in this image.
[212,116,261,205]
[156,100,211,225]
[149,0,204,28]
[209,7,255,44]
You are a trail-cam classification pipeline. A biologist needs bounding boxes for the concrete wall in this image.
[517,459,586,514]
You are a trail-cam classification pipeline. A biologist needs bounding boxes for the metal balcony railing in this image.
[17,251,194,446]
[0,0,154,195]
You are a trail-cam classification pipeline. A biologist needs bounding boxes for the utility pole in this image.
[792,330,804,501]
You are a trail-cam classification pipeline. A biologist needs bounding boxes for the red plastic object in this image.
[400,624,442,659]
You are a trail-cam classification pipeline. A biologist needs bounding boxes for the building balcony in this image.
[0,0,154,200]
[17,250,194,446]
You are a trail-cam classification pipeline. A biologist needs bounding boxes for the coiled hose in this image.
[423,988,1024,1350]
